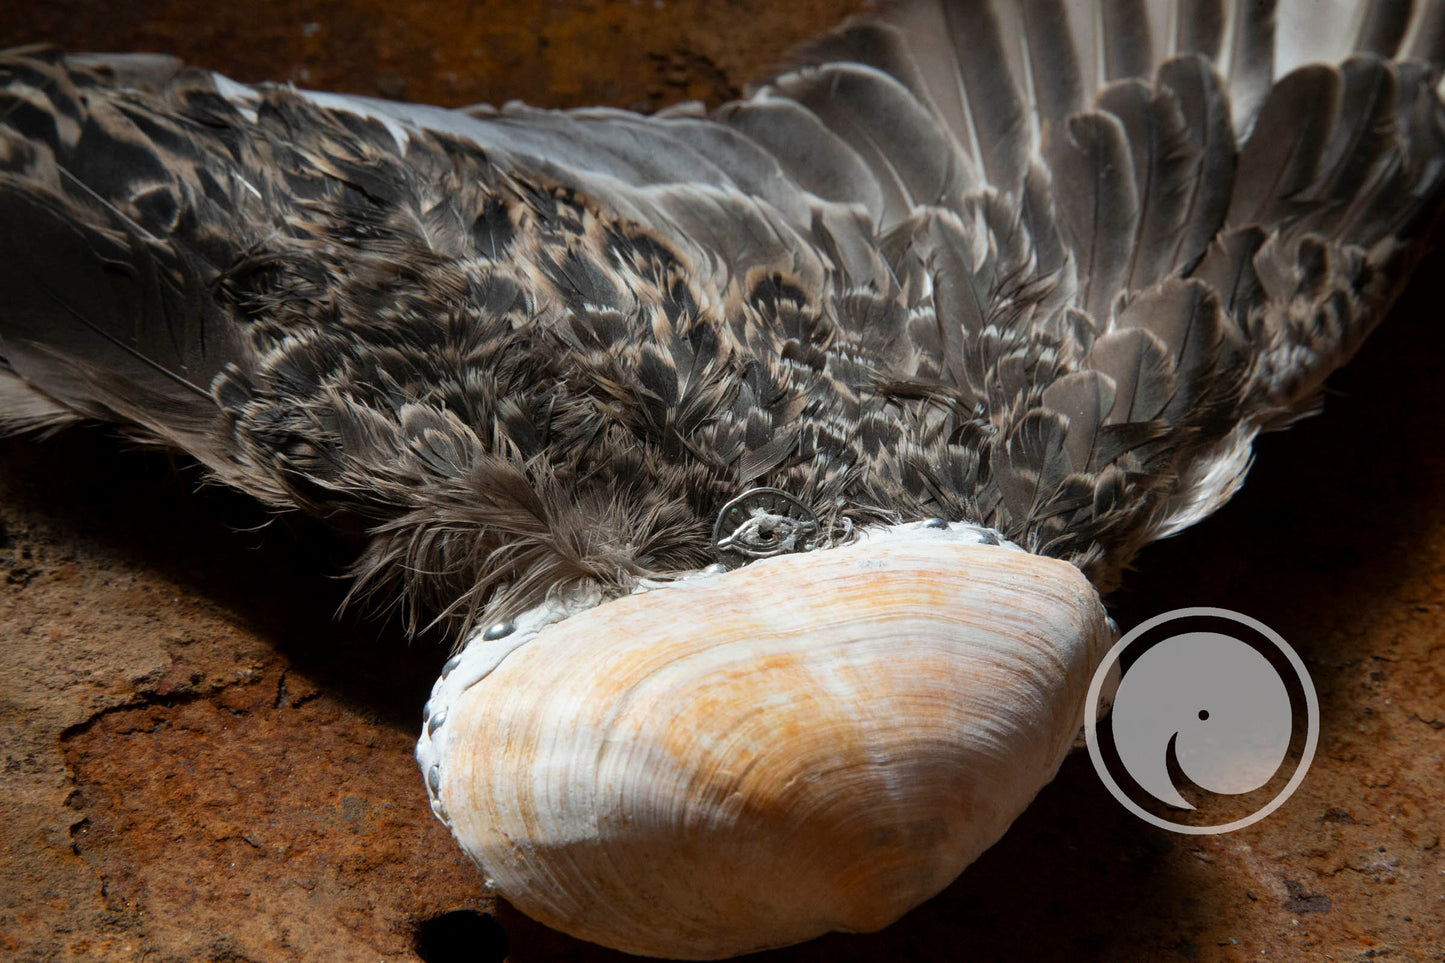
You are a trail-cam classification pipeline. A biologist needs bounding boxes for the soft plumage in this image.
[1,0,1442,956]
[5,1,1439,637]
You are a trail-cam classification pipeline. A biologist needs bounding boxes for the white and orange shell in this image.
[416,521,1112,959]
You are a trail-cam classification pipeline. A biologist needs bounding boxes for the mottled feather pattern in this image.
[2,0,1444,640]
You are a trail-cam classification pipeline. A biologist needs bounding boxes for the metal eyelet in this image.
[711,488,820,569]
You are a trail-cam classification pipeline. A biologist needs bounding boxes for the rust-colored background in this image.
[0,3,1442,961]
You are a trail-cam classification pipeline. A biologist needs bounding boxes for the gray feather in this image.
[1224,0,1279,137]
[883,0,1032,191]
[1225,65,1342,228]
[716,94,886,214]
[1048,110,1141,321]
[1099,78,1200,292]
[1103,0,1157,80]
[1041,369,1117,471]
[1298,57,1399,210]
[767,64,966,227]
[1175,0,1227,60]
[1017,0,1088,127]
[1352,0,1414,58]
[1157,55,1237,274]
[1085,327,1177,426]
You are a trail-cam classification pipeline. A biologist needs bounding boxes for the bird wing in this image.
[2,1,1443,636]
[733,0,1445,581]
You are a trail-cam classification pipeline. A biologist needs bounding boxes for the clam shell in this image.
[422,525,1111,958]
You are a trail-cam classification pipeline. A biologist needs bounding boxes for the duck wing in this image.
[2,1,1442,635]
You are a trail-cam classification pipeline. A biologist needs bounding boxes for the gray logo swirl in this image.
[1085,607,1319,834]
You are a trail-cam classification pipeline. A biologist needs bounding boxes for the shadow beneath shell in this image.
[416,908,510,963]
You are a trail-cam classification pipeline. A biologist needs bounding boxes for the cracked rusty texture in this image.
[0,1,1443,961]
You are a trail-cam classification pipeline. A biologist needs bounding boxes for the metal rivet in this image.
[427,765,441,794]
[428,709,447,735]
[922,518,948,530]
[441,655,461,678]
[482,621,515,641]
[702,563,727,576]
